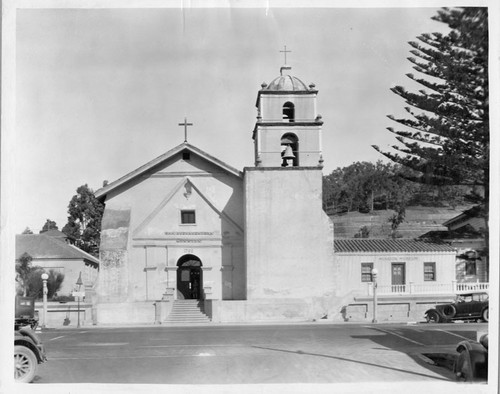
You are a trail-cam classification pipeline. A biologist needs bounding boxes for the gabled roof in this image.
[16,234,100,267]
[334,238,456,253]
[95,142,242,201]
[39,229,67,239]
[443,205,485,228]
[419,225,484,240]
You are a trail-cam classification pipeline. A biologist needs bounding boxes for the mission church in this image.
[94,61,340,324]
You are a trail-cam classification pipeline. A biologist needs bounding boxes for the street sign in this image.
[72,291,85,298]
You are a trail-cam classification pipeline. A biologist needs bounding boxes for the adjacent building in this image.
[15,232,99,296]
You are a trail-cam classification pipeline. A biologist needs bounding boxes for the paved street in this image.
[33,322,487,385]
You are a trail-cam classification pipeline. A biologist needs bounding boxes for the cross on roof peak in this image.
[178,117,193,143]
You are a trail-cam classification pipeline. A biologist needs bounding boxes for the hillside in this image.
[330,205,473,239]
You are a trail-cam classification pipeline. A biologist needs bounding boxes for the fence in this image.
[367,281,489,296]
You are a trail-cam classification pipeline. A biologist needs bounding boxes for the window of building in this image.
[465,261,477,275]
[424,262,436,281]
[181,210,196,224]
[282,102,295,122]
[182,152,191,160]
[361,263,373,282]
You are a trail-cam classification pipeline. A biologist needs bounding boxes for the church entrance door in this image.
[176,255,202,300]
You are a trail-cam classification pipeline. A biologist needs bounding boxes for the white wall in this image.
[334,251,457,297]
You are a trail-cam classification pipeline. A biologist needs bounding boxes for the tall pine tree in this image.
[372,7,489,224]
[373,7,488,190]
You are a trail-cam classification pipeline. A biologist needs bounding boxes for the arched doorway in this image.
[176,254,202,300]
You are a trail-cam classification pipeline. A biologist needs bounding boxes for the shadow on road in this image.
[251,345,451,381]
[350,325,472,381]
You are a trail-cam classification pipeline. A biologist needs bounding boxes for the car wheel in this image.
[426,310,440,323]
[14,345,38,383]
[454,349,473,382]
[482,308,489,322]
[442,304,456,319]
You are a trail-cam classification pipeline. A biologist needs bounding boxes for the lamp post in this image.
[371,268,378,323]
[41,273,49,328]
[76,272,83,328]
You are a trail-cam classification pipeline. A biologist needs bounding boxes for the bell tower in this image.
[244,61,335,306]
[253,64,324,168]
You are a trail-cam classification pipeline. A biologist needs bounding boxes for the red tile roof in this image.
[334,238,456,253]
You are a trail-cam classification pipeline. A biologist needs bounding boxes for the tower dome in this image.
[264,65,310,92]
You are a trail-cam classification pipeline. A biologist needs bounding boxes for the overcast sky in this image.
[15,6,455,233]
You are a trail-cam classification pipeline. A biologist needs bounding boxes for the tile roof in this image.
[334,238,456,253]
[16,234,100,266]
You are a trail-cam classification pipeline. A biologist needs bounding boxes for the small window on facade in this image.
[424,262,436,281]
[465,261,477,275]
[282,102,295,122]
[182,152,191,160]
[181,210,196,224]
[361,263,374,282]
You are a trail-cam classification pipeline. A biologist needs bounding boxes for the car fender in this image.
[456,340,488,381]
[14,338,45,363]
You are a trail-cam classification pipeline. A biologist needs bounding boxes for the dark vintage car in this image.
[15,296,39,330]
[425,292,489,323]
[14,327,47,382]
[454,334,488,382]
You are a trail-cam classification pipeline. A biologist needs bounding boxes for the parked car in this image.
[14,327,47,382]
[454,334,488,382]
[425,292,489,323]
[15,296,38,330]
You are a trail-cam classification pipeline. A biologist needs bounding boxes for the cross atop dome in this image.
[279,45,291,65]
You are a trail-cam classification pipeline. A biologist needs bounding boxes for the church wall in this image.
[98,208,131,303]
[98,152,245,310]
[244,167,335,306]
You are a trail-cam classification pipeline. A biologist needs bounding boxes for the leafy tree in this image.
[354,226,370,239]
[62,184,104,257]
[22,227,34,235]
[24,267,44,299]
[388,204,406,239]
[16,252,33,296]
[40,219,58,233]
[46,270,65,299]
[323,161,424,214]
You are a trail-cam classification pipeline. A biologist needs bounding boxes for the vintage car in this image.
[14,327,47,383]
[454,334,488,382]
[15,296,39,330]
[425,292,489,323]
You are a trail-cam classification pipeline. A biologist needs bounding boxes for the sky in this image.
[14,5,455,234]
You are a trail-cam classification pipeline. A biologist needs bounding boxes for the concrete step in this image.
[164,300,211,323]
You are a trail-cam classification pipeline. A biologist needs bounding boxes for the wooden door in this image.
[391,263,406,291]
